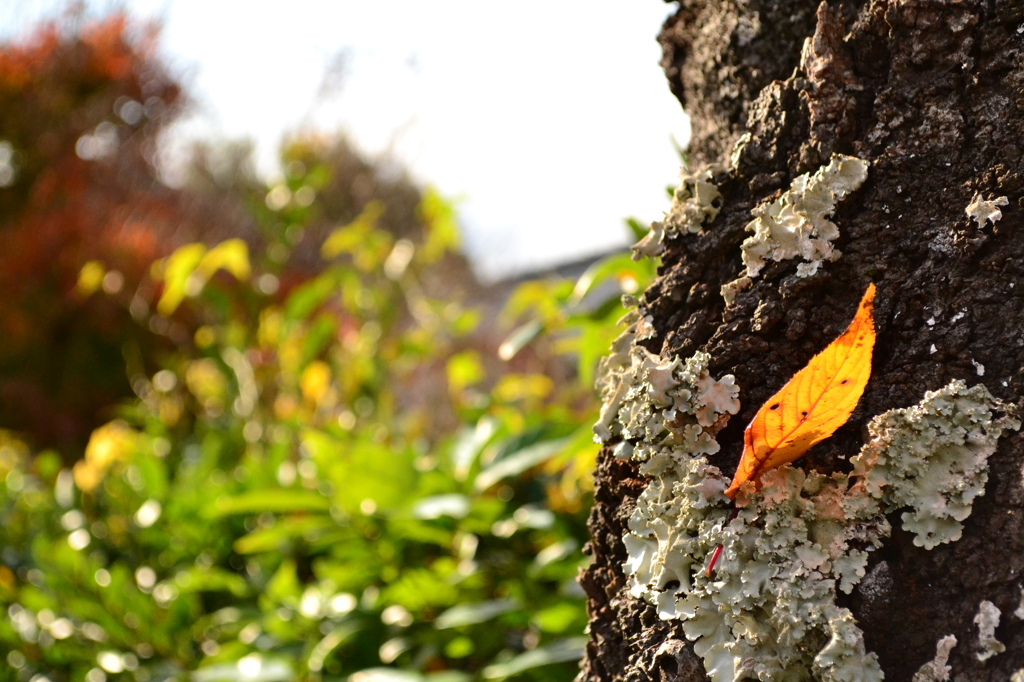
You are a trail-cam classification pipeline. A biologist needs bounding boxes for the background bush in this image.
[0,10,659,682]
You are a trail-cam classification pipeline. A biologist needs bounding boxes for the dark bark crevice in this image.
[581,1,1024,680]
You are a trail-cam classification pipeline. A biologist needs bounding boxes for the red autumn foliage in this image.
[0,13,251,452]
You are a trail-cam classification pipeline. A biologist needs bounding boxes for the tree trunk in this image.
[579,1,1024,681]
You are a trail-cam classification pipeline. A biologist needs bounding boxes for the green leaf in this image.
[500,280,571,326]
[497,320,543,361]
[308,623,361,674]
[344,669,422,682]
[284,273,337,321]
[575,318,623,387]
[427,672,471,682]
[191,657,293,682]
[446,351,485,394]
[625,217,648,241]
[532,602,585,634]
[265,559,301,605]
[482,637,587,679]
[383,568,460,612]
[450,416,498,482]
[211,490,331,516]
[174,566,251,597]
[417,187,460,263]
[321,201,384,260]
[449,307,481,336]
[233,517,338,554]
[474,438,569,491]
[567,252,645,308]
[301,312,339,365]
[304,433,416,514]
[412,494,470,520]
[434,599,519,629]
[387,518,455,546]
[530,539,579,575]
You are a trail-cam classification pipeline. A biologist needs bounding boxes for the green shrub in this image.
[0,182,653,682]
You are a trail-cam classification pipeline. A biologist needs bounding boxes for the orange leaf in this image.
[725,283,876,500]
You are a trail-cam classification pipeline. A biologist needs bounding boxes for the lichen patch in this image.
[633,464,888,682]
[632,167,722,260]
[965,192,1008,229]
[593,318,739,461]
[973,600,1005,662]
[850,380,1020,549]
[738,154,869,279]
[912,635,956,682]
[601,351,1016,681]
[720,275,752,307]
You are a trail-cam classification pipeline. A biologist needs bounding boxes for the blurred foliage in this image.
[0,8,662,682]
[0,169,655,682]
[0,12,192,449]
[0,13,469,456]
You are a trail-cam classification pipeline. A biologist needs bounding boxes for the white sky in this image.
[3,1,689,281]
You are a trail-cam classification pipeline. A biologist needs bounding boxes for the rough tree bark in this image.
[579,1,1024,681]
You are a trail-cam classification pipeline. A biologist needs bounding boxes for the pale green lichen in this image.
[738,154,869,279]
[660,465,887,682]
[720,276,752,307]
[965,193,1008,229]
[912,635,956,682]
[602,350,1017,681]
[632,167,722,260]
[593,317,739,456]
[850,381,1020,549]
[593,310,641,444]
[973,600,1004,662]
